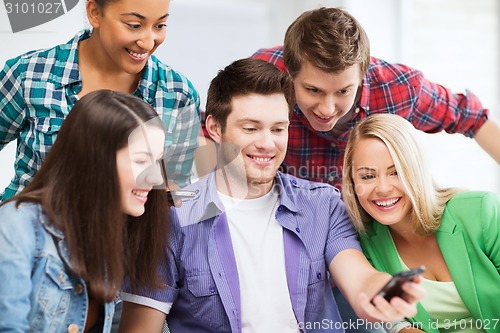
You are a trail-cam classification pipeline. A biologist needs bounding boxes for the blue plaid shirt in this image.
[0,30,200,200]
[121,171,362,333]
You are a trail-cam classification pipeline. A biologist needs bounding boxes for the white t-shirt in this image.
[219,191,300,333]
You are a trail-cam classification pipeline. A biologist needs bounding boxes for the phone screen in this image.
[372,265,425,303]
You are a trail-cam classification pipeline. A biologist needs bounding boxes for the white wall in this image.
[0,0,498,194]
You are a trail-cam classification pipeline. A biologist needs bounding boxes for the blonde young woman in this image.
[342,114,500,333]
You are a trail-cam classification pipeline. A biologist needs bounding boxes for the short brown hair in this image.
[205,58,293,131]
[284,7,370,78]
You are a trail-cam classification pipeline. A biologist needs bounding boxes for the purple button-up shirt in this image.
[123,171,362,333]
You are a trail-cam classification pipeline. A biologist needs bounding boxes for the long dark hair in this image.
[12,90,170,302]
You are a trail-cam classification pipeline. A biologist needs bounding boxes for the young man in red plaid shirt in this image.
[249,7,499,192]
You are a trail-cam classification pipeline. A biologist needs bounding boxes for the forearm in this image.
[474,118,500,163]
[118,301,166,333]
[329,249,391,320]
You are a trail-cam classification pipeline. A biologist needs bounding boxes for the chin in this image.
[125,207,145,217]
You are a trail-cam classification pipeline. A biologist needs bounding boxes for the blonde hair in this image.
[342,114,459,236]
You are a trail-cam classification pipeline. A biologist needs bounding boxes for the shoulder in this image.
[277,172,342,202]
[0,201,43,243]
[0,201,40,221]
[367,56,424,83]
[251,46,287,72]
[2,30,83,78]
[446,191,499,213]
[443,191,500,230]
[148,55,199,98]
[251,45,284,58]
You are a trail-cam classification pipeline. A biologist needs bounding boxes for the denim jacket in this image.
[0,201,115,332]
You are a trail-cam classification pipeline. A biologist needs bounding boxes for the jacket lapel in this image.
[435,212,481,319]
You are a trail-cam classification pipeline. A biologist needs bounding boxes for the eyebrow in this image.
[355,164,396,172]
[236,119,289,126]
[121,12,169,20]
[355,166,375,172]
[131,151,163,159]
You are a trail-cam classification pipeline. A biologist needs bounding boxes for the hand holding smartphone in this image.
[371,266,425,304]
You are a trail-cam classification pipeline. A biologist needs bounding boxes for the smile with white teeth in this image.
[251,156,272,162]
[374,198,400,207]
[127,49,148,59]
[317,114,333,119]
[132,190,149,197]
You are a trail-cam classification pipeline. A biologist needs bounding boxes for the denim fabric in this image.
[0,201,115,332]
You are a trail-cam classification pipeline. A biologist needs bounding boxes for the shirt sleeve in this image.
[162,82,201,188]
[411,74,488,137]
[0,56,27,150]
[0,202,36,332]
[368,60,488,138]
[325,190,363,265]
[481,192,500,270]
[121,211,182,312]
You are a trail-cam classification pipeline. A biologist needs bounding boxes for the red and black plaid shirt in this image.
[203,46,489,190]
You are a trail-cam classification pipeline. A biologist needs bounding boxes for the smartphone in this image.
[371,265,425,304]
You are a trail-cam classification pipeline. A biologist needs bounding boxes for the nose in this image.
[375,176,393,194]
[254,130,275,150]
[317,94,335,117]
[136,30,156,51]
[138,161,164,188]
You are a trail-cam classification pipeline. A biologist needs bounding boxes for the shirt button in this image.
[330,143,336,148]
[291,179,297,186]
[295,227,300,233]
[328,176,334,182]
[74,284,84,295]
[317,272,322,280]
[209,285,216,294]
[67,324,79,333]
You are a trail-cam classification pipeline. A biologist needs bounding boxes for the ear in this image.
[205,115,222,144]
[86,0,103,29]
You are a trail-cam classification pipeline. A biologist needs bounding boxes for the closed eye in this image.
[307,87,320,93]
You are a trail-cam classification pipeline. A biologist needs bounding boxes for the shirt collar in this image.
[173,171,300,226]
[54,29,90,89]
[359,70,371,112]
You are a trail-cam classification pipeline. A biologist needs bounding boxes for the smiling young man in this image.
[117,58,425,333]
[251,7,500,191]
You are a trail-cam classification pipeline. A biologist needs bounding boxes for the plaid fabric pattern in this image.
[251,46,489,190]
[0,30,200,200]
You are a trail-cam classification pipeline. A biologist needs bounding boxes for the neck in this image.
[389,224,423,245]
[215,167,274,200]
